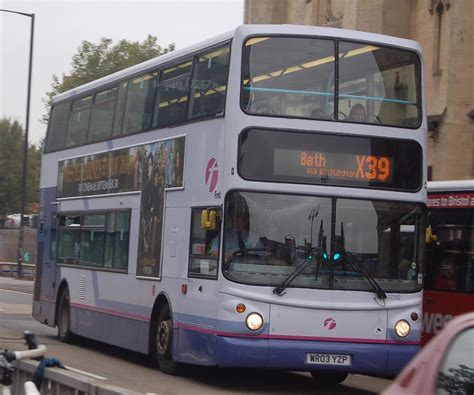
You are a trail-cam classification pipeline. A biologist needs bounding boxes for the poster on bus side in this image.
[136,136,185,278]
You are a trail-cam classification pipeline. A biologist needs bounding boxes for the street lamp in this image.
[0,9,35,278]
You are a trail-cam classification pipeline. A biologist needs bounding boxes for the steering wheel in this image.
[255,104,276,115]
[232,247,269,257]
[337,111,347,121]
[365,114,382,124]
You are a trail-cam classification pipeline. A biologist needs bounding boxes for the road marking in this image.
[64,366,107,381]
[0,288,33,295]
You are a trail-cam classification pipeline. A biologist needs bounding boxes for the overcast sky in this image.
[0,0,244,145]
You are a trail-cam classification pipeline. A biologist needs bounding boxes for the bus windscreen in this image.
[239,128,422,191]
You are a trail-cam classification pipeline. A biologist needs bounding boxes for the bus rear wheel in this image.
[57,288,74,343]
[153,305,180,375]
[311,371,348,385]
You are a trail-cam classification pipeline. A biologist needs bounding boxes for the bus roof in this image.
[428,180,474,192]
[52,24,422,104]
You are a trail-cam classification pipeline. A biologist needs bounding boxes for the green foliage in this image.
[43,35,175,123]
[0,118,42,220]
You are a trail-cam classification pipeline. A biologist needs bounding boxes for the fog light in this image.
[395,320,411,338]
[246,312,264,331]
[236,303,246,314]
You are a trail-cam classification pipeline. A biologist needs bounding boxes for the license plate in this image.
[306,353,351,366]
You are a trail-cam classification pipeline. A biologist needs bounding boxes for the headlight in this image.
[246,312,264,331]
[395,320,411,338]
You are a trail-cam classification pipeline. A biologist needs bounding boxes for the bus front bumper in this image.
[214,336,419,374]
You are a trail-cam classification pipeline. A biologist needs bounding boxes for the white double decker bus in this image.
[33,25,426,383]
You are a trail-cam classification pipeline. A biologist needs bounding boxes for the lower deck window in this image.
[57,211,130,270]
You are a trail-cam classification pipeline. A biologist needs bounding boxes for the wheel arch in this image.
[55,279,69,327]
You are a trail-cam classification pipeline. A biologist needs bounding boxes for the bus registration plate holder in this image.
[306,353,351,366]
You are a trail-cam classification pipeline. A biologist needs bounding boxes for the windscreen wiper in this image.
[344,252,387,300]
[273,248,322,296]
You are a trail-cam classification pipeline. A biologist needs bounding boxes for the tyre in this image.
[311,371,348,385]
[152,304,181,375]
[57,288,74,343]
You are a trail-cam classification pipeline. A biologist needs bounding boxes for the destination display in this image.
[238,128,422,191]
[274,149,392,183]
[427,193,474,209]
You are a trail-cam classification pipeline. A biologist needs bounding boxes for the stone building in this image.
[244,0,474,181]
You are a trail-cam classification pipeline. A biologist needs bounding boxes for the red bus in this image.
[423,180,474,344]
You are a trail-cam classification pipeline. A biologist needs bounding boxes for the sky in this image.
[0,0,244,145]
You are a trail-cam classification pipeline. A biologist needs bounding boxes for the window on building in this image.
[189,208,220,278]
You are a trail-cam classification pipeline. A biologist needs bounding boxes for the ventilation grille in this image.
[80,275,86,299]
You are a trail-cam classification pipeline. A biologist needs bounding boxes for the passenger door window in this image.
[189,208,220,278]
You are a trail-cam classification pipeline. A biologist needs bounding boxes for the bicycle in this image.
[0,331,47,395]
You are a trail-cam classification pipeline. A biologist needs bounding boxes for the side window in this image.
[189,208,220,278]
[122,72,157,135]
[154,61,192,127]
[57,211,130,271]
[58,215,81,265]
[435,327,474,394]
[104,211,130,270]
[45,101,69,152]
[189,44,230,119]
[113,81,128,137]
[66,96,92,148]
[426,209,474,293]
[80,214,106,267]
[88,87,118,143]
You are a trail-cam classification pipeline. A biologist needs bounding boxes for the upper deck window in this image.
[122,72,157,135]
[338,41,421,127]
[89,87,118,143]
[242,37,335,120]
[66,95,92,147]
[189,46,230,119]
[154,61,192,127]
[241,36,421,128]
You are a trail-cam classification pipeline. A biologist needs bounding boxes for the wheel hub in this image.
[157,319,172,355]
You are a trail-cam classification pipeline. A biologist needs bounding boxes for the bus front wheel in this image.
[311,371,348,385]
[153,305,180,375]
[57,288,74,343]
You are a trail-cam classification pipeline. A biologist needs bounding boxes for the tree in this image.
[0,118,41,223]
[43,35,175,122]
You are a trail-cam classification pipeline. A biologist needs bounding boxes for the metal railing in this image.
[11,359,142,395]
